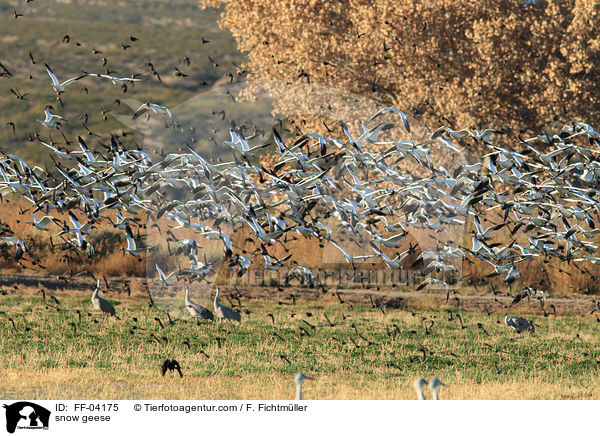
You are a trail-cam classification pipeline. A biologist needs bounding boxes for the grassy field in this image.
[1,284,600,400]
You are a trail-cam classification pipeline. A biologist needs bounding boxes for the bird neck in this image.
[214,290,219,304]
[185,288,190,303]
[296,382,302,400]
[431,388,439,400]
[92,288,98,300]
[416,388,426,400]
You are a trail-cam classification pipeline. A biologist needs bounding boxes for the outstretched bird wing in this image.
[172,359,183,378]
[161,359,170,376]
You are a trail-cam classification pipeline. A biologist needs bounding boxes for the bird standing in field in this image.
[504,313,535,334]
[184,287,214,324]
[213,288,241,328]
[295,373,311,400]
[91,279,118,320]
[414,377,428,400]
[428,378,445,400]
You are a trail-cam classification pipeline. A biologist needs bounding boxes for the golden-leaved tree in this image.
[201,0,600,135]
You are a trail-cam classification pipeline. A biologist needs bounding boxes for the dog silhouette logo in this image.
[3,402,50,433]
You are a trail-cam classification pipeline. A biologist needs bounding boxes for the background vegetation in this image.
[202,0,600,140]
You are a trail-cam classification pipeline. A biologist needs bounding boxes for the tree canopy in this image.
[202,0,600,135]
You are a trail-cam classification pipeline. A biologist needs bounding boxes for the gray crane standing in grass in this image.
[184,287,214,324]
[295,373,311,400]
[91,278,118,320]
[504,313,535,334]
[213,288,241,328]
[428,378,445,400]
[414,377,428,400]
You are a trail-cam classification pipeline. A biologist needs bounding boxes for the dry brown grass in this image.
[2,285,600,400]
[4,369,600,400]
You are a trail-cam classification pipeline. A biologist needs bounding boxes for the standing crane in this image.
[91,279,118,320]
[213,288,241,328]
[295,373,311,400]
[504,313,535,334]
[414,377,428,400]
[428,378,445,400]
[184,287,214,324]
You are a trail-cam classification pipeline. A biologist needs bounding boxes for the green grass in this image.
[1,288,599,399]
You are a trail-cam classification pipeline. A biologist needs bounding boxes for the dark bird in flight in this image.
[0,62,13,77]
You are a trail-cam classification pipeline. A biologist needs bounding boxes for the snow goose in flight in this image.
[27,214,58,231]
[131,102,174,125]
[369,106,411,132]
[124,224,152,257]
[155,264,177,286]
[37,108,65,128]
[44,63,86,94]
[87,73,143,87]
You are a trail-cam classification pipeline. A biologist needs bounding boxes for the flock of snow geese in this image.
[4,47,600,399]
[4,82,600,300]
